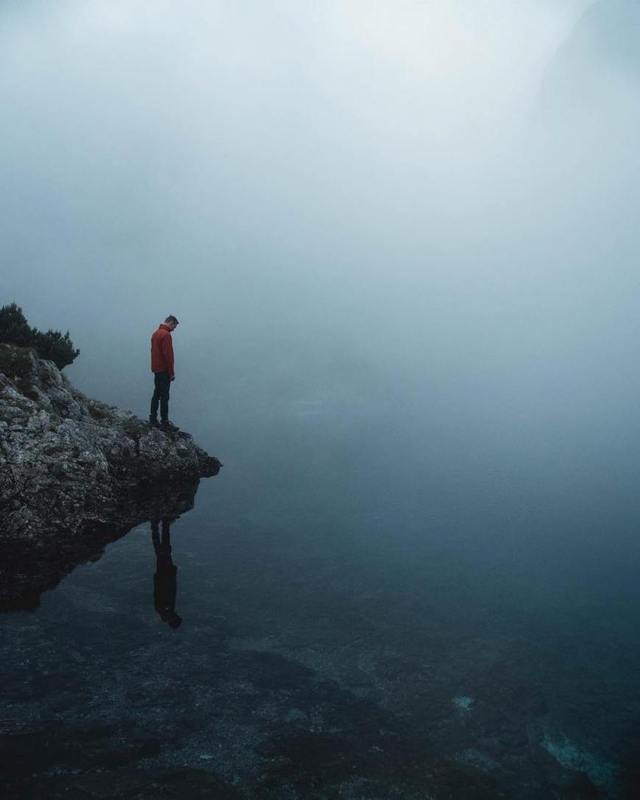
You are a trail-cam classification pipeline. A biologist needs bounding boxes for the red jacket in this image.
[151,324,175,378]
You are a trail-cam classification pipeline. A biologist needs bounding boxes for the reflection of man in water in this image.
[151,518,182,628]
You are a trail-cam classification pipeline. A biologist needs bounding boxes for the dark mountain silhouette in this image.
[538,0,640,119]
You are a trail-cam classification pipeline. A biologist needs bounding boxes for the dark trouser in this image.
[150,371,171,422]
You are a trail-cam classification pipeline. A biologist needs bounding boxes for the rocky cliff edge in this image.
[0,343,221,545]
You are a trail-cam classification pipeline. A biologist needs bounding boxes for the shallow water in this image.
[2,400,640,798]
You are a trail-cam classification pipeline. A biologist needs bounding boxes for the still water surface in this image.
[2,398,640,798]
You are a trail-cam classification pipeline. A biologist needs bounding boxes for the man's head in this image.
[164,315,179,331]
[161,610,183,629]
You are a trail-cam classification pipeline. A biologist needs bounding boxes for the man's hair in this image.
[165,315,179,325]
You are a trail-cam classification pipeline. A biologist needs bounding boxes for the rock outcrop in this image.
[0,343,221,609]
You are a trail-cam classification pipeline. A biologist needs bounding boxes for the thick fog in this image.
[2,0,639,446]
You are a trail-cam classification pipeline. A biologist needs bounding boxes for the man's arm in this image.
[162,334,175,379]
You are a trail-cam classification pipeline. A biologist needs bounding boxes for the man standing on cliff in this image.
[150,315,179,431]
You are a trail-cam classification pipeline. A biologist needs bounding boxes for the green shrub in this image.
[0,303,80,369]
[0,302,32,347]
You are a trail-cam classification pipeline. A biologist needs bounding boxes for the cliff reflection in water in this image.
[0,477,217,613]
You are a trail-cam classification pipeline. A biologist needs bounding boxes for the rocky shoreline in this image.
[0,343,221,610]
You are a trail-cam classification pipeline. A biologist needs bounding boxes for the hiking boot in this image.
[161,420,179,431]
[149,417,160,428]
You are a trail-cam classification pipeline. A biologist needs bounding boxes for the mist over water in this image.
[0,2,637,453]
[5,0,632,418]
[2,1,640,797]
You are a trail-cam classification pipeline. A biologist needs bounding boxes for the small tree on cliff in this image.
[0,303,80,369]
[0,302,32,347]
